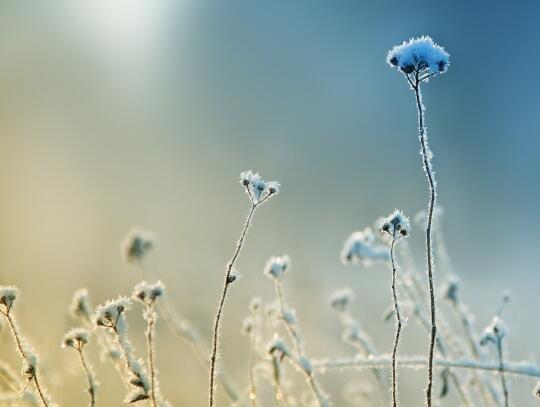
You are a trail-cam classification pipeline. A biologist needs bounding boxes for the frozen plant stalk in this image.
[208,171,280,407]
[380,210,410,407]
[387,36,450,407]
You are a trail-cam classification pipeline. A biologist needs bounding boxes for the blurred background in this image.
[1,0,539,405]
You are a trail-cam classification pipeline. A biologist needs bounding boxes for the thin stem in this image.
[146,303,158,407]
[390,238,401,407]
[247,309,258,407]
[77,346,97,407]
[209,203,257,406]
[1,310,51,407]
[313,355,540,379]
[496,338,509,407]
[411,71,437,407]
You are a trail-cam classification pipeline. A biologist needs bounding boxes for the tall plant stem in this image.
[77,346,97,407]
[147,304,158,407]
[411,72,437,407]
[390,238,401,407]
[496,339,509,407]
[209,203,257,406]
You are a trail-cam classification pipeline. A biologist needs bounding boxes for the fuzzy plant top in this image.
[387,36,449,75]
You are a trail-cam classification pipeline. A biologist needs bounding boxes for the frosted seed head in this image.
[241,316,254,335]
[132,281,165,305]
[298,356,312,375]
[62,328,90,349]
[341,228,390,266]
[264,255,290,280]
[379,210,411,240]
[534,382,540,399]
[267,335,290,357]
[121,227,155,264]
[239,170,280,205]
[329,288,354,313]
[281,308,297,325]
[0,286,19,312]
[480,316,508,346]
[387,36,450,78]
[94,297,131,328]
[69,288,92,321]
[249,297,262,312]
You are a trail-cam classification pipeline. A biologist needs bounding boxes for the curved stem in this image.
[412,72,437,407]
[390,238,402,407]
[209,203,257,406]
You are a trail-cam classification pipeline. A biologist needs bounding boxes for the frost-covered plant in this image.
[208,170,280,407]
[0,286,54,407]
[132,281,168,407]
[241,298,262,407]
[340,228,389,266]
[61,328,98,407]
[94,297,152,404]
[121,227,155,267]
[480,316,510,407]
[379,210,410,407]
[387,35,449,407]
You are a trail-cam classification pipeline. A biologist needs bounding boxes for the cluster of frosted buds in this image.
[240,170,280,205]
[132,281,165,306]
[0,286,18,314]
[62,328,90,350]
[387,36,449,76]
[480,316,507,346]
[340,228,390,265]
[264,255,290,280]
[442,274,460,305]
[329,288,354,313]
[69,288,92,321]
[267,335,291,359]
[94,297,131,330]
[379,210,410,240]
[121,227,155,264]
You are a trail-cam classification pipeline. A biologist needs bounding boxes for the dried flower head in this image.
[340,228,390,265]
[0,286,18,313]
[267,335,290,358]
[264,255,290,280]
[132,281,165,305]
[62,328,90,349]
[94,297,131,329]
[387,36,449,76]
[329,288,354,313]
[240,170,280,205]
[69,288,92,321]
[379,210,411,239]
[480,316,508,346]
[121,227,155,264]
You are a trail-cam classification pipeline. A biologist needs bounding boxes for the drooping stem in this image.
[411,71,437,407]
[390,238,401,407]
[209,203,257,406]
[77,346,97,407]
[496,338,509,407]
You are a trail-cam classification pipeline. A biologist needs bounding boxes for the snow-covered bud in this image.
[249,297,262,313]
[132,281,165,305]
[240,170,280,205]
[264,255,290,280]
[387,36,450,76]
[0,286,18,312]
[62,328,90,349]
[267,335,290,358]
[121,227,155,264]
[340,228,390,266]
[94,297,131,328]
[480,316,507,346]
[442,275,460,305]
[379,210,410,240]
[329,288,354,313]
[69,288,92,321]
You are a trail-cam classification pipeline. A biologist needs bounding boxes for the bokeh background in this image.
[1,0,539,405]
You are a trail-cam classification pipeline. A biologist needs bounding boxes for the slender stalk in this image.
[313,355,540,379]
[496,339,509,407]
[146,304,158,407]
[77,346,97,407]
[0,311,51,407]
[247,308,259,407]
[390,237,401,407]
[209,203,257,406]
[411,71,437,407]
